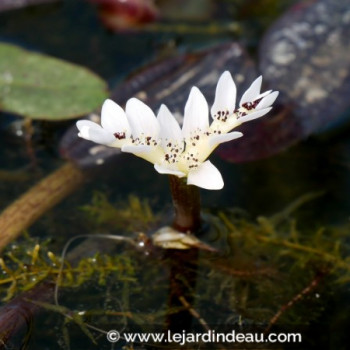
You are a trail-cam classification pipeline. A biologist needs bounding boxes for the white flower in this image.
[77,71,278,190]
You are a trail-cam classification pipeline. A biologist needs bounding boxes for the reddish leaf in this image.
[90,0,159,31]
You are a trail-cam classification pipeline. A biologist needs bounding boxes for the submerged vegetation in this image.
[0,193,349,347]
[81,193,158,232]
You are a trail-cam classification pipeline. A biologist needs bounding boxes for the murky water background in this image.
[1,1,350,349]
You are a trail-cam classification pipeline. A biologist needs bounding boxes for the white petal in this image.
[256,91,279,109]
[76,119,99,132]
[211,71,236,118]
[122,144,153,155]
[187,160,223,190]
[182,87,209,138]
[101,99,131,137]
[239,107,272,123]
[157,104,183,148]
[209,131,243,148]
[239,76,262,106]
[154,164,186,177]
[76,120,115,145]
[126,98,160,138]
[255,90,272,100]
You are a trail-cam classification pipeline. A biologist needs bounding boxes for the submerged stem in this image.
[168,175,201,233]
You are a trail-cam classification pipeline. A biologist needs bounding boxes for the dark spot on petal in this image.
[114,132,126,140]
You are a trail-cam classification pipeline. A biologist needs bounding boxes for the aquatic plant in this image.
[1,0,349,348]
[0,246,136,302]
[81,193,158,232]
[1,194,349,348]
[76,71,277,235]
[77,71,278,190]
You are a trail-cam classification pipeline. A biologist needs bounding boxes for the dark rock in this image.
[259,0,350,135]
[217,0,350,163]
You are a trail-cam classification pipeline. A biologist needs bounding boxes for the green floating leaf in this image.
[0,42,108,120]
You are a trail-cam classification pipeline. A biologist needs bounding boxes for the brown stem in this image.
[0,163,85,252]
[165,177,201,334]
[165,249,199,333]
[168,175,201,233]
[264,270,326,333]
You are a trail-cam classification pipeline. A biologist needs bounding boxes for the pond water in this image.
[0,0,350,349]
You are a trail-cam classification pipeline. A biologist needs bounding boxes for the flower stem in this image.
[165,249,198,332]
[168,175,201,233]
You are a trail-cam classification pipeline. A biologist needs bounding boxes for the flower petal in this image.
[101,99,131,137]
[126,98,160,138]
[187,160,224,190]
[211,71,236,118]
[122,144,153,155]
[76,120,115,145]
[76,119,99,132]
[239,76,262,106]
[209,131,243,148]
[157,104,183,149]
[238,107,272,123]
[182,87,209,138]
[154,164,186,177]
[256,91,279,109]
[122,144,164,165]
[255,90,272,101]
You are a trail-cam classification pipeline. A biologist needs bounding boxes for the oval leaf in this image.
[0,42,108,120]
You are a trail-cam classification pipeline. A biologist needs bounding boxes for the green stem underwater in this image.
[168,175,201,233]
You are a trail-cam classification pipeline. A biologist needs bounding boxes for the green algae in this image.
[0,193,349,348]
[81,193,159,232]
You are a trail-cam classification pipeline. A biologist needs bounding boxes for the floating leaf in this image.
[0,42,108,120]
